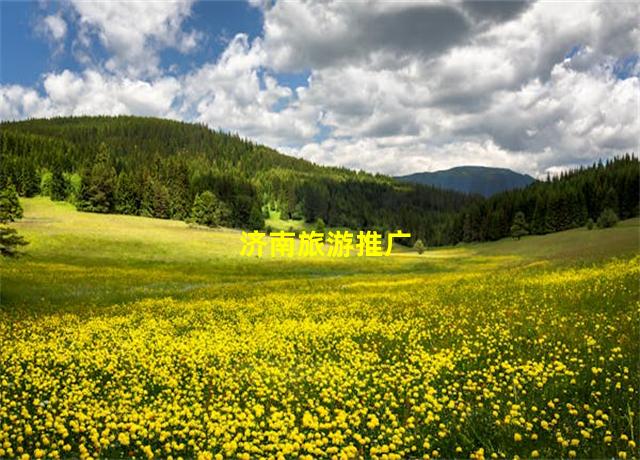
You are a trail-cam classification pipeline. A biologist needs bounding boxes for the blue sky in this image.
[2,1,264,85]
[1,1,638,177]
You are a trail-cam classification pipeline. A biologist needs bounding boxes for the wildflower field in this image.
[1,198,639,460]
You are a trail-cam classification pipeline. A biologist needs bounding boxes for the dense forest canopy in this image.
[1,116,637,246]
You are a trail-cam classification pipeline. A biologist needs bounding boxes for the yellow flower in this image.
[118,433,130,446]
[514,433,522,442]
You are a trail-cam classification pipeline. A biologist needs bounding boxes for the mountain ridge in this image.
[396,165,536,197]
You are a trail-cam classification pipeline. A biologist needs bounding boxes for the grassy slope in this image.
[1,197,638,312]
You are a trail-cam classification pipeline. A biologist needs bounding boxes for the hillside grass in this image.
[2,197,638,312]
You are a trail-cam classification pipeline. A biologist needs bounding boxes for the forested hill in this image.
[396,166,536,197]
[1,116,637,247]
[0,116,476,245]
[450,155,639,243]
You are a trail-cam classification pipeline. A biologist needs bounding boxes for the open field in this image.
[1,198,639,459]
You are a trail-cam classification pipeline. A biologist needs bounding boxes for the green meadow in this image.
[1,197,638,459]
[4,197,638,313]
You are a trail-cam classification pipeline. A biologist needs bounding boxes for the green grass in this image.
[2,197,638,312]
[264,209,311,231]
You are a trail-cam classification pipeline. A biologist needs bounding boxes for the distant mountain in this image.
[396,166,536,197]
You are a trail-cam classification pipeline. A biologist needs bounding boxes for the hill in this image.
[451,156,639,243]
[0,116,474,246]
[1,116,636,247]
[396,165,536,197]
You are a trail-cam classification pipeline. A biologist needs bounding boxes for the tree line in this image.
[0,116,475,245]
[449,155,638,243]
[1,116,637,248]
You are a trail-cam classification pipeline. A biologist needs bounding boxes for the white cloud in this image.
[265,0,640,176]
[4,0,639,177]
[290,136,551,177]
[261,1,475,72]
[0,70,181,120]
[181,34,319,147]
[68,0,200,77]
[42,14,67,41]
[0,85,50,121]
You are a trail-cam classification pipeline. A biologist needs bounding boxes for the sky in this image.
[1,1,638,177]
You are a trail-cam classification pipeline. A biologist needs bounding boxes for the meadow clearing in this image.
[1,197,639,460]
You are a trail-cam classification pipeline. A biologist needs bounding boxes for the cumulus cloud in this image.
[41,14,67,41]
[260,1,478,72]
[264,0,640,176]
[0,70,181,120]
[68,0,200,77]
[2,0,639,177]
[456,58,639,161]
[181,34,319,147]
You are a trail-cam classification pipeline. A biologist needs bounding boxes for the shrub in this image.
[596,208,618,229]
[510,211,529,240]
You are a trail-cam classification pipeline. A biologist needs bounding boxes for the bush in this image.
[414,239,425,255]
[192,191,232,227]
[596,208,618,229]
[586,218,594,230]
[510,211,529,240]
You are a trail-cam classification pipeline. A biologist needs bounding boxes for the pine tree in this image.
[0,181,23,222]
[0,182,28,257]
[50,164,69,201]
[414,238,425,255]
[19,163,40,197]
[247,204,265,230]
[151,182,170,219]
[510,211,529,240]
[76,143,117,213]
[531,195,547,234]
[192,191,232,227]
[115,172,139,215]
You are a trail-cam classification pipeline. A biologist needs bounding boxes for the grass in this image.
[1,197,638,459]
[264,209,310,232]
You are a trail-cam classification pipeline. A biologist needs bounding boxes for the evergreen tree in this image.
[40,171,53,197]
[314,218,326,234]
[596,208,618,228]
[0,182,23,222]
[0,227,28,257]
[192,191,233,227]
[50,165,69,201]
[414,238,425,255]
[77,143,117,213]
[531,195,547,234]
[115,172,139,215]
[150,181,171,219]
[247,204,265,230]
[0,182,28,257]
[19,163,40,197]
[510,211,529,240]
[166,160,190,220]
